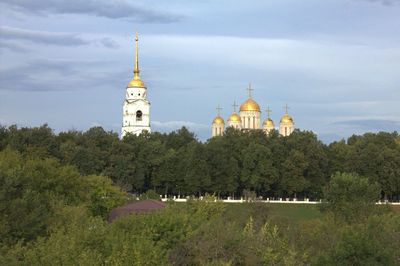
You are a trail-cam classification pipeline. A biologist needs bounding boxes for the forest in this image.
[1,125,400,265]
[0,125,399,200]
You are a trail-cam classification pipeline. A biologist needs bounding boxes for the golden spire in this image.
[134,32,139,78]
[127,32,145,87]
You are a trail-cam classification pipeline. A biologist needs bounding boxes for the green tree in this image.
[320,172,382,223]
[280,150,309,197]
[0,149,126,246]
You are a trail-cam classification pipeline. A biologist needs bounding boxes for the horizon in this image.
[1,0,399,142]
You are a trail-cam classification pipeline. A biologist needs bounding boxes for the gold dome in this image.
[128,77,145,87]
[280,113,294,124]
[212,116,225,125]
[228,113,241,122]
[263,118,274,127]
[240,98,260,112]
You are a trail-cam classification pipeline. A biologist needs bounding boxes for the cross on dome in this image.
[216,105,222,115]
[232,101,238,112]
[284,103,290,114]
[265,106,272,118]
[246,83,254,98]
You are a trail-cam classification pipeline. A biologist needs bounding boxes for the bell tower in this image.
[121,33,151,138]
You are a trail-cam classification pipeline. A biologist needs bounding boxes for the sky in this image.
[0,0,399,142]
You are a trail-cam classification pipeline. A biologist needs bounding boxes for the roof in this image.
[108,199,166,223]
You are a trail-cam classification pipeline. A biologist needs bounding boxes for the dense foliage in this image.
[0,149,127,247]
[1,125,399,265]
[1,125,399,199]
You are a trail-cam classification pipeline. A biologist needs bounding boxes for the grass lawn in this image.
[265,203,323,220]
[223,202,323,227]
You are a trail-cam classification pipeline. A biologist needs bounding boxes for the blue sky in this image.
[0,0,399,142]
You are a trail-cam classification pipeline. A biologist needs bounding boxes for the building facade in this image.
[121,34,151,138]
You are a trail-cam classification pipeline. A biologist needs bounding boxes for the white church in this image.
[211,85,295,138]
[121,34,151,137]
[121,34,295,138]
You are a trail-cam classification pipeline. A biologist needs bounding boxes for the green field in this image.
[222,202,323,228]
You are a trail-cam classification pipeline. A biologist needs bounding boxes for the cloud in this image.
[0,26,120,49]
[99,37,119,49]
[332,119,400,131]
[1,0,182,23]
[358,0,400,6]
[0,58,122,92]
[0,26,89,46]
[0,40,29,53]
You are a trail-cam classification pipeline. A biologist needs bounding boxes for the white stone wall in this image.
[227,120,242,129]
[239,110,261,129]
[279,123,294,136]
[212,123,224,137]
[263,124,274,134]
[121,85,151,138]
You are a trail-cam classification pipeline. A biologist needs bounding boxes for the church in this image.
[211,85,295,137]
[120,34,295,139]
[121,34,151,137]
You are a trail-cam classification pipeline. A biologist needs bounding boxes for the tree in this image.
[0,149,126,245]
[320,172,382,223]
[280,150,309,197]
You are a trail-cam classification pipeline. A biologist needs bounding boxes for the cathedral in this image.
[119,34,294,139]
[121,34,151,137]
[211,85,295,137]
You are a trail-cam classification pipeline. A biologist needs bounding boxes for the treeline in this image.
[0,125,399,199]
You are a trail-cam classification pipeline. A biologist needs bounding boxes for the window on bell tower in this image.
[136,110,143,121]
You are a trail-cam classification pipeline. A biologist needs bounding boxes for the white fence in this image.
[160,197,400,205]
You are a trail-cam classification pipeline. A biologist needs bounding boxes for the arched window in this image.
[285,127,287,136]
[136,110,143,121]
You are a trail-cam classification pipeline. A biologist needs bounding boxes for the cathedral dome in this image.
[263,118,274,127]
[240,98,260,112]
[128,77,145,87]
[228,113,241,122]
[212,116,225,125]
[280,113,294,124]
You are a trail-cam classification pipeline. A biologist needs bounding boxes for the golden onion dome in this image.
[212,116,225,125]
[263,118,274,127]
[127,77,145,87]
[240,98,260,112]
[228,113,241,122]
[280,113,294,124]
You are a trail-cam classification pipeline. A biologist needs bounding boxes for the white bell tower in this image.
[121,33,151,138]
